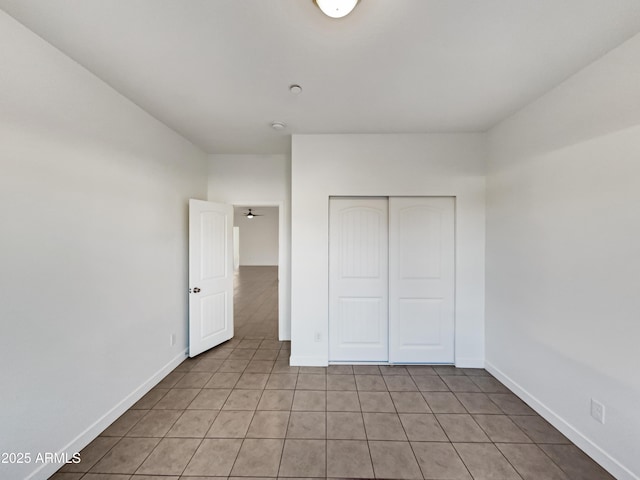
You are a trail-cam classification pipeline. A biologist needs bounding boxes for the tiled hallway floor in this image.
[51,267,614,480]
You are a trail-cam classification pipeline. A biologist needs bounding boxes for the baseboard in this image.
[299,357,482,367]
[27,349,189,480]
[455,356,484,368]
[289,355,329,367]
[486,361,638,480]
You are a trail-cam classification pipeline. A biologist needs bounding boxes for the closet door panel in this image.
[329,198,389,362]
[389,197,455,363]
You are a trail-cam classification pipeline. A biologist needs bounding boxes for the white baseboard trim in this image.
[296,358,482,367]
[486,360,638,480]
[455,357,484,368]
[331,361,407,365]
[289,355,329,367]
[27,349,189,480]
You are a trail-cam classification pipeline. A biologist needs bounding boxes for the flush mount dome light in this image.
[314,0,359,18]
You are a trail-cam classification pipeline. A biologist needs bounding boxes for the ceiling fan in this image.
[243,208,262,219]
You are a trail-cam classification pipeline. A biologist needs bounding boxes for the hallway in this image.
[234,266,279,339]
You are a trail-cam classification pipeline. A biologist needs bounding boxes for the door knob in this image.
[193,287,201,293]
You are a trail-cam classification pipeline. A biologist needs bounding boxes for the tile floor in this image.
[51,267,614,480]
[233,266,279,340]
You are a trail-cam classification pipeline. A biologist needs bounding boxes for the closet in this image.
[329,197,455,364]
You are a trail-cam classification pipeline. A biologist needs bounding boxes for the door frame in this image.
[232,200,290,341]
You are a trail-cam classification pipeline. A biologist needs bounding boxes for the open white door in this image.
[189,199,234,357]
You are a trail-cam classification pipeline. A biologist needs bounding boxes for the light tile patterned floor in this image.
[51,267,614,480]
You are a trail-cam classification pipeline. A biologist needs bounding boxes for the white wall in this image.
[486,33,640,480]
[209,154,291,203]
[290,134,486,367]
[208,154,291,339]
[234,206,279,265]
[0,11,207,480]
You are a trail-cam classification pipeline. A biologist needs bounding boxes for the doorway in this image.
[233,206,280,339]
[328,196,456,364]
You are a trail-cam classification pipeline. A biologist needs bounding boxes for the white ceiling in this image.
[2,0,640,154]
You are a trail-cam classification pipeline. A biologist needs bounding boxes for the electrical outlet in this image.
[314,332,321,342]
[591,398,605,424]
[169,333,176,347]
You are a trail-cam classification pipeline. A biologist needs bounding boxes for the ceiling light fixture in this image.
[314,0,359,18]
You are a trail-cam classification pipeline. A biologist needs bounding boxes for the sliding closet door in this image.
[389,197,455,363]
[329,198,389,362]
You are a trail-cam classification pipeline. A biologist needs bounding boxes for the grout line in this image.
[391,390,425,479]
[71,433,122,475]
[225,434,248,477]
[490,443,527,480]
[448,442,477,480]
[177,434,206,477]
